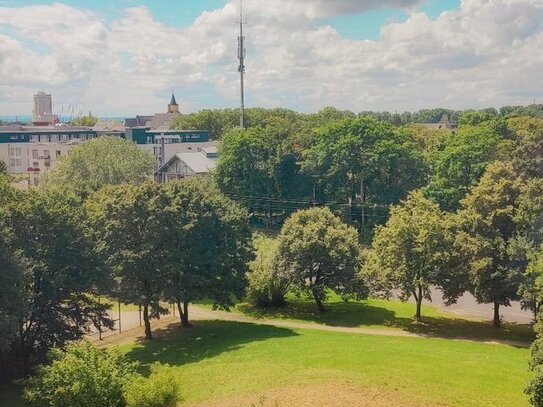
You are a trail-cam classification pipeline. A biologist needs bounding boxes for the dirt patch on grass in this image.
[184,381,446,407]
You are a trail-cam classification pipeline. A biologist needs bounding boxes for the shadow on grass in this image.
[237,299,535,345]
[125,320,299,376]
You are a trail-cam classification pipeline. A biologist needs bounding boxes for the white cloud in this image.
[0,0,542,115]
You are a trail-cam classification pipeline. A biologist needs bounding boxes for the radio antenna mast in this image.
[237,0,246,128]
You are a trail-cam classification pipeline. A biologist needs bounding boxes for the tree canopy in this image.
[42,136,155,200]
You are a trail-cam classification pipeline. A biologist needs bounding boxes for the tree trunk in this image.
[493,302,501,328]
[143,303,152,339]
[414,285,423,322]
[182,301,190,327]
[176,299,191,327]
[312,289,325,313]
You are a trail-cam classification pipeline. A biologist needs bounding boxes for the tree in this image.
[276,207,366,312]
[71,115,98,127]
[215,125,310,225]
[85,182,169,339]
[424,125,507,209]
[363,191,466,322]
[161,178,252,326]
[456,161,525,327]
[507,117,543,179]
[24,341,136,407]
[246,235,291,308]
[0,160,7,175]
[0,191,112,375]
[42,136,155,200]
[302,117,427,233]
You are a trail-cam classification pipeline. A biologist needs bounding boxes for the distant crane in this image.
[238,0,246,129]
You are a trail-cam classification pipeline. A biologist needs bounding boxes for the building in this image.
[32,91,59,125]
[167,93,180,114]
[156,146,218,182]
[0,125,98,186]
[0,93,215,186]
[421,114,457,130]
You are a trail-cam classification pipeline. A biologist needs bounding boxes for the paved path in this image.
[406,288,534,324]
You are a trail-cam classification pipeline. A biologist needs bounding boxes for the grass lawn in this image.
[219,294,536,343]
[116,320,530,406]
[1,296,534,406]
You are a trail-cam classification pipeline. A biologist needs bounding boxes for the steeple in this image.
[168,92,179,114]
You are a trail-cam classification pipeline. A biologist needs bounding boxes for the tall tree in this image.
[276,207,366,312]
[456,161,525,327]
[161,178,252,326]
[302,117,427,232]
[85,182,169,339]
[363,191,466,321]
[0,191,112,375]
[424,125,507,209]
[42,136,155,200]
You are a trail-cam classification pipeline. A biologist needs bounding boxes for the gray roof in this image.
[170,93,177,106]
[146,113,180,130]
[176,152,217,173]
[92,119,125,132]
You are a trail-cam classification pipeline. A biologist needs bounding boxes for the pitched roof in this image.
[170,93,178,106]
[92,119,125,132]
[146,113,180,130]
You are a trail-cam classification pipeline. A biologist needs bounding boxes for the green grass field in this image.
[199,293,535,344]
[0,296,534,407]
[116,320,531,406]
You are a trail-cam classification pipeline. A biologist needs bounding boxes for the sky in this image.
[0,0,542,116]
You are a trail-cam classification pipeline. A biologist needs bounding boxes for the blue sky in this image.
[0,0,541,116]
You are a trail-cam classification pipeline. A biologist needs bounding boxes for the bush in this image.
[24,341,136,407]
[246,235,291,308]
[527,365,543,407]
[527,331,543,406]
[124,364,181,407]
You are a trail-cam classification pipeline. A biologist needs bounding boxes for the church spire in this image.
[168,91,179,114]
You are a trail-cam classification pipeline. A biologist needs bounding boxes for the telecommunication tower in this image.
[238,0,246,129]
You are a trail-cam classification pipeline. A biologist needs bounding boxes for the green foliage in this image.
[456,161,525,327]
[71,115,99,127]
[246,235,290,308]
[0,160,7,174]
[507,117,543,179]
[0,190,112,375]
[161,177,252,326]
[303,116,427,210]
[124,364,180,407]
[277,207,366,312]
[364,191,466,321]
[424,125,507,208]
[458,109,498,126]
[42,136,155,200]
[85,182,169,339]
[24,341,136,407]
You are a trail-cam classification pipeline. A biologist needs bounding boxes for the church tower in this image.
[168,92,179,113]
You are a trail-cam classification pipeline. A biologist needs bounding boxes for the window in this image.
[43,150,50,159]
[33,149,38,159]
[31,135,39,142]
[60,134,68,142]
[9,147,21,156]
[9,158,21,167]
[56,150,61,158]
[33,162,39,168]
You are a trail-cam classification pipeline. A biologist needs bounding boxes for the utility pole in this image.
[238,0,246,129]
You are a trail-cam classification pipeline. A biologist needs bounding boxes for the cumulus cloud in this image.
[0,0,542,115]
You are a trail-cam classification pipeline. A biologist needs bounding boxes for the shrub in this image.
[124,364,181,407]
[246,235,291,308]
[24,341,136,407]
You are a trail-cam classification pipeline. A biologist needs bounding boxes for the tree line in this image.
[0,137,252,381]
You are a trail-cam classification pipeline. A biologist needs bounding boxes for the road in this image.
[410,288,534,324]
